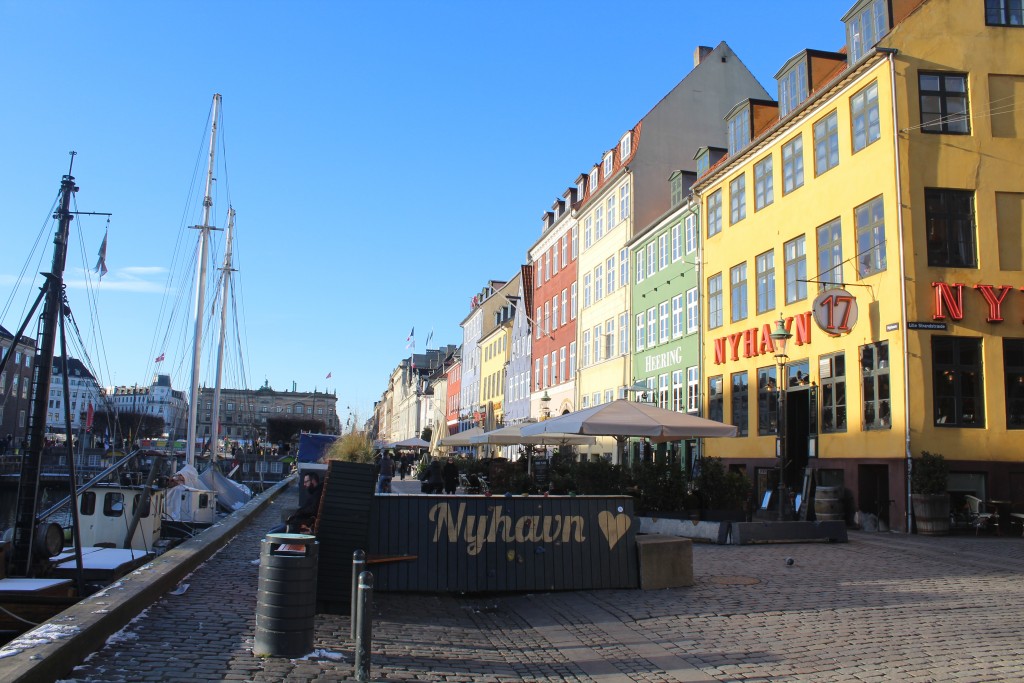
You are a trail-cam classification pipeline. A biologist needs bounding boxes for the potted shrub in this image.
[911,451,950,535]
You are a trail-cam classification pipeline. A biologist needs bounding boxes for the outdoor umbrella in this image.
[519,399,738,439]
[390,437,430,449]
[437,426,485,447]
[467,424,597,446]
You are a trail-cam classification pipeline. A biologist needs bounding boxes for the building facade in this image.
[106,374,188,439]
[505,268,533,427]
[0,326,35,452]
[196,383,340,447]
[46,358,107,435]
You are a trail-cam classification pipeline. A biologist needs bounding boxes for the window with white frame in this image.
[754,155,774,210]
[590,169,599,194]
[605,317,615,358]
[595,206,604,241]
[687,366,700,412]
[584,216,593,250]
[620,248,629,286]
[552,242,559,275]
[570,282,577,319]
[782,135,804,194]
[543,356,549,388]
[569,342,577,377]
[685,214,696,253]
[659,234,668,269]
[620,132,632,159]
[559,346,566,382]
[636,313,646,351]
[606,255,616,294]
[544,251,550,282]
[636,250,645,283]
[672,294,683,338]
[647,307,657,348]
[659,302,670,343]
[551,294,559,331]
[544,302,550,335]
[686,288,698,334]
[551,351,558,384]
[607,195,617,229]
[571,225,578,259]
[671,224,682,262]
[647,243,656,276]
[535,308,542,339]
[581,395,590,409]
[619,313,628,355]
[592,323,602,363]
[594,265,604,301]
[620,183,630,219]
[561,288,568,325]
[583,330,591,367]
[535,359,541,390]
[659,374,670,409]
[603,152,614,178]
[672,370,685,412]
[561,234,568,267]
[583,273,592,308]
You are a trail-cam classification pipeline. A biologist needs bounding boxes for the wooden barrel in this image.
[814,486,844,522]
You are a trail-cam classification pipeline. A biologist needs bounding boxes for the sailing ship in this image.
[0,94,251,640]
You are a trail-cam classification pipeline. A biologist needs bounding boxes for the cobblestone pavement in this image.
[62,484,1024,682]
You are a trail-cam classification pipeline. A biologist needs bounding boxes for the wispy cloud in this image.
[64,265,169,294]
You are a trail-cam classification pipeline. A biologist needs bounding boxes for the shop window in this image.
[708,376,724,423]
[933,336,984,427]
[731,371,748,436]
[757,366,778,436]
[820,353,847,433]
[925,188,976,268]
[1005,339,1024,429]
[861,342,891,430]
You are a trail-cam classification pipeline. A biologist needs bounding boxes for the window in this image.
[731,372,748,436]
[671,173,685,208]
[686,288,699,334]
[659,234,668,269]
[552,242,559,275]
[708,274,723,329]
[570,282,577,319]
[620,248,629,286]
[593,324,602,363]
[686,367,699,412]
[730,262,748,322]
[595,206,604,241]
[571,225,578,258]
[560,346,566,383]
[727,107,750,155]
[933,337,984,427]
[707,189,723,237]
[861,341,892,430]
[855,196,887,277]
[583,273,592,308]
[647,243,656,277]
[782,135,804,194]
[820,353,847,433]
[754,156,774,211]
[778,60,808,117]
[813,111,840,175]
[620,132,632,159]
[919,72,970,134]
[987,0,1024,25]
[659,302,670,343]
[561,234,568,267]
[544,302,551,335]
[589,169,599,194]
[603,152,614,178]
[551,351,558,384]
[618,313,626,358]
[925,188,976,268]
[756,250,776,314]
[619,183,630,219]
[542,356,549,388]
[584,217,593,250]
[671,370,684,412]
[671,224,681,263]
[535,308,542,339]
[80,490,96,515]
[605,318,615,358]
[551,295,558,331]
[671,294,683,338]
[636,313,646,351]
[757,366,778,436]
[784,236,807,304]
[104,492,125,517]
[1004,339,1024,428]
[817,219,844,289]
[569,342,577,377]
[851,81,880,152]
[658,374,670,409]
[846,0,889,62]
[594,265,604,301]
[582,330,591,367]
[636,251,645,283]
[581,395,589,409]
[561,288,568,325]
[544,252,550,282]
[647,308,657,348]
[708,376,724,423]
[606,256,616,294]
[607,195,617,229]
[729,174,746,224]
[684,215,697,254]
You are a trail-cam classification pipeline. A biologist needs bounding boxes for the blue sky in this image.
[0,1,851,425]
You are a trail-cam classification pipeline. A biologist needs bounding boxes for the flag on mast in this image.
[155,353,165,363]
[425,329,433,348]
[405,327,415,349]
[326,372,332,379]
[94,229,109,280]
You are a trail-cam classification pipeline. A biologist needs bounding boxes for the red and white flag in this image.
[86,403,95,432]
[155,353,165,363]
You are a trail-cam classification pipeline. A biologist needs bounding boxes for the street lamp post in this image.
[770,315,793,521]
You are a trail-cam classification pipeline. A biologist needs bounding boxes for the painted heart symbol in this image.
[597,511,631,550]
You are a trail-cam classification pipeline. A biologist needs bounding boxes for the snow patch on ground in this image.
[295,648,347,662]
[0,623,80,658]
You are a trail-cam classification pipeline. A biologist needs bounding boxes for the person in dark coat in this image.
[270,471,322,534]
[442,457,460,494]
[420,457,444,494]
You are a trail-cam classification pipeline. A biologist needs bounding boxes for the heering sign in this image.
[645,346,682,373]
[812,288,858,336]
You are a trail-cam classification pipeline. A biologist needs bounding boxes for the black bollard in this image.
[354,570,374,682]
[351,549,366,640]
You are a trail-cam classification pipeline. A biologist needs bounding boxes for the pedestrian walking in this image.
[420,457,444,494]
[377,450,395,493]
[443,457,459,494]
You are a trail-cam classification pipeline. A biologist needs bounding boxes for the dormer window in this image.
[620,132,632,159]
[603,152,614,178]
[777,59,808,117]
[845,0,889,63]
[577,179,586,199]
[726,106,751,155]
[670,172,685,208]
[695,149,711,177]
[589,168,599,194]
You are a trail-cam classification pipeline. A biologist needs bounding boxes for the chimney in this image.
[693,45,713,67]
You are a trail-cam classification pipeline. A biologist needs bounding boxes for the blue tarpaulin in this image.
[297,433,338,463]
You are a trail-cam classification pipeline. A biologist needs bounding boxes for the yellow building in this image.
[694,0,1024,532]
[479,320,511,427]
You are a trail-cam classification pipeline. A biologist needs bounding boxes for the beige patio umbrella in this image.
[437,426,485,447]
[467,424,597,446]
[520,399,738,439]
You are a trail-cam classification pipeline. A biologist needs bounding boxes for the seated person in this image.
[270,471,323,534]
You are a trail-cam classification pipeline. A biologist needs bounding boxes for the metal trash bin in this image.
[254,532,318,658]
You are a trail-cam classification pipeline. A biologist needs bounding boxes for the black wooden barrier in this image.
[367,495,638,592]
[315,460,376,610]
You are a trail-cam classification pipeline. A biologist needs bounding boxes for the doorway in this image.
[858,464,890,526]
[783,388,810,489]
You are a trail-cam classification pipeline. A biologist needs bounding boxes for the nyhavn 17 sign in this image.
[812,288,858,336]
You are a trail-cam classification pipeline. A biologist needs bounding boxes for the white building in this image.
[106,374,189,438]
[45,358,105,434]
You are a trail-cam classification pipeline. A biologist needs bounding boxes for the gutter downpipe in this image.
[883,47,913,533]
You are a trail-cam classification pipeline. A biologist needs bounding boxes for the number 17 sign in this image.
[812,288,859,336]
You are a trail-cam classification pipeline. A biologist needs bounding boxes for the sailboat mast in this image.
[10,161,77,576]
[209,208,235,461]
[186,93,221,468]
